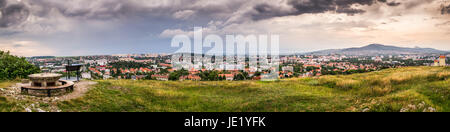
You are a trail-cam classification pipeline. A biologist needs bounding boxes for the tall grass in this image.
[318,67,449,97]
[2,67,448,112]
[55,67,449,112]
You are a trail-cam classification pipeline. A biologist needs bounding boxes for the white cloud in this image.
[159,29,194,38]
[173,10,195,20]
[0,40,56,57]
[159,0,450,51]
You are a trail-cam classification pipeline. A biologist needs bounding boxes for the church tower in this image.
[440,55,446,66]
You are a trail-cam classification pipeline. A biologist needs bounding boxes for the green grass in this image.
[56,66,449,112]
[0,67,448,112]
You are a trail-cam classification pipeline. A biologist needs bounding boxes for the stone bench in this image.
[21,80,75,97]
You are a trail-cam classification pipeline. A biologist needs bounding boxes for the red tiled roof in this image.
[152,74,168,78]
[160,63,172,67]
[188,75,201,80]
[219,74,234,77]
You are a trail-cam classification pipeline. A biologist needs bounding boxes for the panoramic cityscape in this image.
[26,44,449,82]
[0,0,449,122]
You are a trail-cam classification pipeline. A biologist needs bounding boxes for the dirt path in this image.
[59,81,98,101]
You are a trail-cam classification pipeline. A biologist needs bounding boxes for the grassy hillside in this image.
[55,66,449,112]
[1,67,448,112]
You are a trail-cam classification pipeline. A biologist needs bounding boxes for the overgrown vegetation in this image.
[55,67,449,112]
[0,51,40,80]
[0,81,20,112]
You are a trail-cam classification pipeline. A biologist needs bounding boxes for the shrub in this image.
[0,51,40,80]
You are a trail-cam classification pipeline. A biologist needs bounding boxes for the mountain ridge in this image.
[307,44,449,55]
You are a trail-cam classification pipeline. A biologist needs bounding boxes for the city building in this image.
[282,66,294,73]
[81,73,92,79]
[96,59,108,66]
[220,74,234,81]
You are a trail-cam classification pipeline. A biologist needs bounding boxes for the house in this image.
[179,75,201,81]
[81,73,92,79]
[179,76,188,81]
[252,76,261,80]
[131,75,147,80]
[282,66,294,73]
[434,60,439,66]
[159,63,172,68]
[188,75,201,81]
[152,74,169,81]
[189,68,199,75]
[219,74,234,81]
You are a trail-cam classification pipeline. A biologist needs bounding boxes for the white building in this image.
[96,59,108,66]
[282,66,294,73]
[81,73,92,79]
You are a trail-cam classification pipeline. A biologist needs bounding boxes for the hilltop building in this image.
[434,60,439,66]
[439,55,446,66]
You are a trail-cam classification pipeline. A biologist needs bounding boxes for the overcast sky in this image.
[0,0,449,56]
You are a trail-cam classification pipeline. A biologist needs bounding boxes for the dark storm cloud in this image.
[14,0,411,24]
[24,0,245,23]
[386,2,401,6]
[1,0,436,30]
[442,5,450,15]
[251,0,403,20]
[26,0,147,20]
[402,0,434,9]
[0,3,30,28]
[376,0,400,6]
[0,0,6,8]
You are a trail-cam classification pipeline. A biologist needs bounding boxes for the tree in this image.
[143,72,155,80]
[0,51,40,80]
[233,72,249,81]
[198,70,222,81]
[168,69,189,81]
[169,72,180,81]
[306,66,320,72]
[294,65,303,73]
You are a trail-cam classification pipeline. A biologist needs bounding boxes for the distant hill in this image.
[28,56,56,59]
[307,44,449,55]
